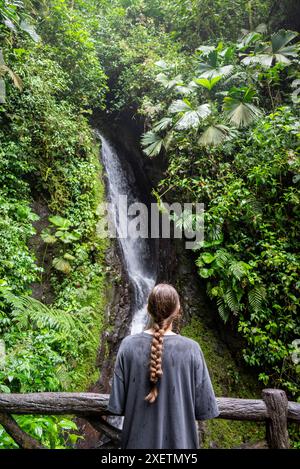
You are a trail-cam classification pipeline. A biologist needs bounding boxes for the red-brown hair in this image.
[144,283,181,404]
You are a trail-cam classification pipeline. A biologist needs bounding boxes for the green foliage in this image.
[1,0,299,449]
[34,0,107,108]
[223,87,263,127]
[0,0,109,448]
[0,415,82,449]
[181,315,265,448]
[141,29,300,401]
[0,196,41,295]
[242,29,299,67]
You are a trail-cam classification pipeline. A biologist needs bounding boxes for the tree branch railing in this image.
[0,389,299,449]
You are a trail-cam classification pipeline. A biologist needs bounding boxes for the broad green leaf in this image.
[41,230,57,244]
[49,215,71,230]
[199,268,214,278]
[194,76,222,90]
[201,252,215,264]
[53,258,72,274]
[63,253,75,261]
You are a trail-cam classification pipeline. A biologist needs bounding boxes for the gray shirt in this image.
[107,332,220,449]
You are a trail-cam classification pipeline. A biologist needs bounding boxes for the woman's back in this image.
[107,332,219,449]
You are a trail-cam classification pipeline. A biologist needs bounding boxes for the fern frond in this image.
[228,261,250,280]
[3,292,95,341]
[224,288,240,314]
[248,284,266,313]
[214,249,232,268]
[217,298,230,323]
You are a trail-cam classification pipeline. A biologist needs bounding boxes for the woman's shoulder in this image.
[120,332,202,350]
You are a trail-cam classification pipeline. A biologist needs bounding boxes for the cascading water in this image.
[96,132,156,331]
[95,131,157,444]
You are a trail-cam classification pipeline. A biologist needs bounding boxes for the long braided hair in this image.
[144,283,181,404]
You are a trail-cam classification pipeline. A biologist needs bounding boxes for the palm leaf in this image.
[242,54,273,67]
[156,73,183,90]
[224,100,262,127]
[174,104,211,130]
[141,131,164,157]
[198,64,233,79]
[174,81,198,95]
[270,30,298,56]
[242,29,299,68]
[198,124,232,146]
[168,99,191,113]
[152,117,172,132]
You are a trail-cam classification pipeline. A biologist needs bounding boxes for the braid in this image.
[144,319,170,404]
[144,283,181,404]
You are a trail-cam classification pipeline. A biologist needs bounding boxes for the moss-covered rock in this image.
[181,315,265,448]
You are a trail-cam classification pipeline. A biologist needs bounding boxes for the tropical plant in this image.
[196,44,235,78]
[223,86,262,127]
[41,216,81,274]
[140,29,300,401]
[0,49,22,103]
[242,29,299,67]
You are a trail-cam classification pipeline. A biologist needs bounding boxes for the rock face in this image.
[96,239,132,394]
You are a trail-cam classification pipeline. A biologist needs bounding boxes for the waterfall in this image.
[95,131,157,445]
[96,132,156,332]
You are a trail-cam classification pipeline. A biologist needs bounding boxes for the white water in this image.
[95,131,156,445]
[97,132,156,332]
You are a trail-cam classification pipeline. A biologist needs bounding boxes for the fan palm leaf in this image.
[198,124,232,146]
[174,104,211,130]
[141,131,164,157]
[242,29,299,68]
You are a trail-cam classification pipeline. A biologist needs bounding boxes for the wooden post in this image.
[196,421,206,448]
[262,389,290,449]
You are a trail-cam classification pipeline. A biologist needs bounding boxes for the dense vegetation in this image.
[0,0,108,447]
[0,0,299,448]
[141,32,300,398]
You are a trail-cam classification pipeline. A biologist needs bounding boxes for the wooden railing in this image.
[0,389,299,449]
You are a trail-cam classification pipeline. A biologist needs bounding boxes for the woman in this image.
[107,283,220,449]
